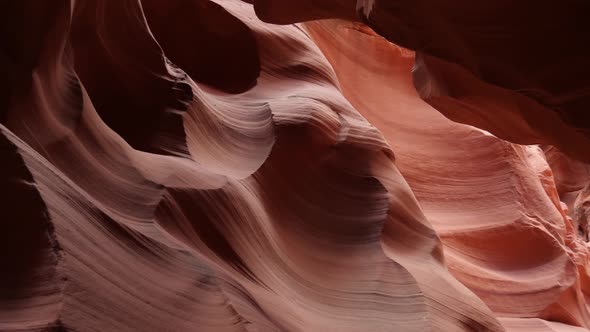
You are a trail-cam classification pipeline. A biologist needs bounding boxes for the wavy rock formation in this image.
[252,0,590,163]
[1,0,589,331]
[305,19,590,331]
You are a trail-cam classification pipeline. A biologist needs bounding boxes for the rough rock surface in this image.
[1,1,589,331]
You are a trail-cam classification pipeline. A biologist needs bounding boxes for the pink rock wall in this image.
[1,1,589,331]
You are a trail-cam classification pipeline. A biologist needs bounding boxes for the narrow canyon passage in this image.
[1,1,589,331]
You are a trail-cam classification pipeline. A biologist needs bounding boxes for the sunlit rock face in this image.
[1,1,589,331]
[305,20,590,331]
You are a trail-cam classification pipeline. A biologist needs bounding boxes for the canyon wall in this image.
[1,1,589,331]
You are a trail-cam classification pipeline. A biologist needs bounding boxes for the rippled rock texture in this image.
[1,1,589,331]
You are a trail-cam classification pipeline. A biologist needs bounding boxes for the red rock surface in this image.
[1,1,589,331]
